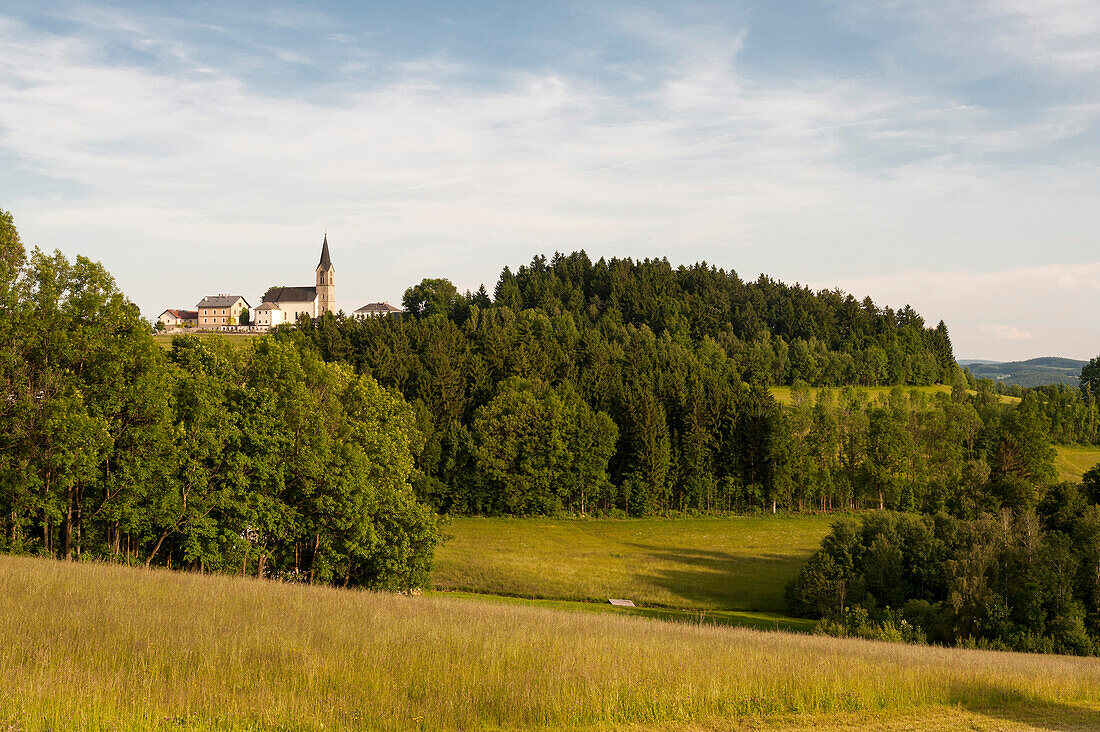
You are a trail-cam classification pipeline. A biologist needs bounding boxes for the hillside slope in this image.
[4,555,1100,731]
[963,357,1086,388]
[433,516,832,612]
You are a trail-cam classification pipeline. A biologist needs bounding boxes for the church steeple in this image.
[318,233,332,270]
[315,233,335,315]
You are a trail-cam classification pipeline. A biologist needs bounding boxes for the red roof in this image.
[162,309,198,319]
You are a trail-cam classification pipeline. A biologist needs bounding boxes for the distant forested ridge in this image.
[962,357,1086,388]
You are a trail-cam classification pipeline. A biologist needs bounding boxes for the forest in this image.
[0,210,437,588]
[787,490,1100,655]
[290,254,1071,520]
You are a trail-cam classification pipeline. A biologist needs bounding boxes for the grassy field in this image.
[152,332,259,349]
[433,590,817,633]
[433,516,835,613]
[1056,445,1100,483]
[4,555,1100,731]
[769,385,1021,406]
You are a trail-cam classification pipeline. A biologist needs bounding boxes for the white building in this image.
[158,309,198,328]
[252,302,286,328]
[258,235,336,321]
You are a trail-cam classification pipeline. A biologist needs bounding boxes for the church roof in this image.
[317,234,332,270]
[263,286,317,304]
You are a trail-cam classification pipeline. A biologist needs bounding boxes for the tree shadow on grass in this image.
[623,543,804,611]
[950,681,1100,731]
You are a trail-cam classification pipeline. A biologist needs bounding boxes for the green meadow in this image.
[1055,444,1100,483]
[769,385,1022,405]
[152,332,259,349]
[432,515,835,614]
[4,555,1100,731]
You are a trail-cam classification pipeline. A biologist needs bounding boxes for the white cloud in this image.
[981,324,1032,341]
[840,0,1100,75]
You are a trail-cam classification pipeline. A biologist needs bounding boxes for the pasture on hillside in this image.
[3,556,1100,731]
[1055,445,1100,483]
[152,332,258,349]
[769,385,1022,405]
[432,516,834,613]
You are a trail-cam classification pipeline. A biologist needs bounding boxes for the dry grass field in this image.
[432,515,834,613]
[3,555,1100,731]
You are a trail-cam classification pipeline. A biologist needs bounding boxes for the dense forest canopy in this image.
[421,252,957,388]
[787,495,1100,655]
[287,254,1075,519]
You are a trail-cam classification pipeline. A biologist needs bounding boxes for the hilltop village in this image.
[157,235,402,331]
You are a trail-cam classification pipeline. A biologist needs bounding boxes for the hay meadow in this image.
[432,515,833,613]
[4,555,1100,731]
[1054,444,1100,483]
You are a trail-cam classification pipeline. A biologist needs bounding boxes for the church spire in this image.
[318,233,332,270]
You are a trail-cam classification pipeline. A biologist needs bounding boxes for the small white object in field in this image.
[608,599,635,607]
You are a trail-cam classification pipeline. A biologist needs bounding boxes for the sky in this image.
[1,1,1098,360]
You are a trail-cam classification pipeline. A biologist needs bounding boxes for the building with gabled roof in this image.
[353,302,403,319]
[196,295,250,327]
[158,309,198,327]
[257,235,336,321]
[252,301,287,328]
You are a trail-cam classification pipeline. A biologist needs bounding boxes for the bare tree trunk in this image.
[75,493,82,560]
[145,528,172,567]
[63,492,73,561]
[309,533,320,584]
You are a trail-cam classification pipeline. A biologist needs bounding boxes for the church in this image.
[253,235,336,327]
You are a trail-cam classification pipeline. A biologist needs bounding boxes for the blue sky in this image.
[1,1,1098,359]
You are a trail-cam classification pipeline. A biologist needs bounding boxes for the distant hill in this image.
[961,357,1087,388]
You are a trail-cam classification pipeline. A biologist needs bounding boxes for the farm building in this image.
[158,309,198,328]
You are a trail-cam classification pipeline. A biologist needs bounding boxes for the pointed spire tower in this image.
[315,233,335,315]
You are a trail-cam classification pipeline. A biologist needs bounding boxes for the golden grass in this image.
[433,516,834,613]
[1055,445,1100,483]
[4,556,1100,731]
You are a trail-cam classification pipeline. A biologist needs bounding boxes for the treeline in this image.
[410,253,957,387]
[969,381,1099,446]
[288,261,1064,517]
[0,210,437,588]
[787,481,1100,654]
